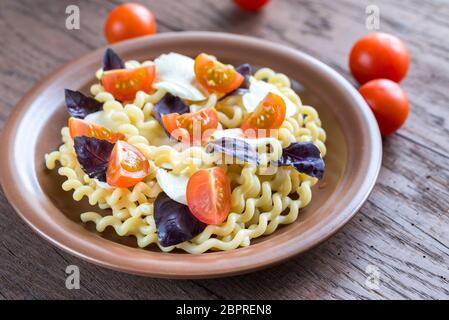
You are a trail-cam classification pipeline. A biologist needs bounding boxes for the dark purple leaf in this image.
[73,136,114,182]
[153,93,189,135]
[154,192,206,247]
[225,88,249,98]
[277,142,324,179]
[235,63,251,89]
[65,89,103,119]
[103,48,125,71]
[206,137,259,165]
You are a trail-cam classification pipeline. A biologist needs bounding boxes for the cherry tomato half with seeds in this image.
[104,3,156,44]
[233,0,271,11]
[106,140,150,188]
[241,92,286,138]
[349,32,410,84]
[101,64,155,101]
[162,108,218,143]
[359,79,409,137]
[186,167,231,225]
[68,117,124,143]
[194,53,244,94]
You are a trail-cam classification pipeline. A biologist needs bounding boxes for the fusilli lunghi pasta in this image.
[45,55,326,254]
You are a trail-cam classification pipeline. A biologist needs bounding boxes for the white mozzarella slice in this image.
[156,168,188,205]
[84,111,119,131]
[211,128,245,140]
[159,162,174,170]
[153,53,206,101]
[210,129,279,156]
[242,77,297,117]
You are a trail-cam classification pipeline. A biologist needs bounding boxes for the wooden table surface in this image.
[1,0,448,300]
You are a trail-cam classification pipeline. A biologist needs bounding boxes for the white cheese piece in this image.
[153,53,206,101]
[160,162,174,170]
[84,111,119,132]
[156,168,188,205]
[211,128,245,140]
[242,77,297,117]
[210,129,278,155]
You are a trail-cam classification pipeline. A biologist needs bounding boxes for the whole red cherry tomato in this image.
[349,32,410,84]
[359,79,409,136]
[104,3,156,44]
[233,0,271,11]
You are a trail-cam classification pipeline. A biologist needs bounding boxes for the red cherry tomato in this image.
[349,32,410,84]
[194,53,244,94]
[68,117,124,143]
[162,108,218,143]
[359,79,409,136]
[106,141,150,188]
[101,65,155,101]
[186,167,231,225]
[233,0,271,11]
[104,3,156,44]
[241,92,286,137]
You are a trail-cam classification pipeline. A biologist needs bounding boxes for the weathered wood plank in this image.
[0,0,448,299]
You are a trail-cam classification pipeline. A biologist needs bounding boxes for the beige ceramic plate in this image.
[0,32,382,278]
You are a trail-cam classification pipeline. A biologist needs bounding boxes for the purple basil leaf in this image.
[225,87,249,98]
[235,63,251,89]
[73,136,114,182]
[153,93,189,135]
[65,89,103,119]
[206,137,259,165]
[103,48,125,71]
[277,142,324,179]
[154,192,206,247]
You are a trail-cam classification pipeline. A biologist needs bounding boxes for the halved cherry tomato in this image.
[101,65,155,101]
[162,108,218,143]
[359,79,409,136]
[194,53,244,94]
[349,32,410,84]
[106,141,150,188]
[104,3,157,44]
[68,117,124,143]
[186,167,231,225]
[241,92,286,137]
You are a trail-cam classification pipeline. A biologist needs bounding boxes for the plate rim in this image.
[0,31,382,278]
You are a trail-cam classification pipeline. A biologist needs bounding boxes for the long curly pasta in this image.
[45,60,326,254]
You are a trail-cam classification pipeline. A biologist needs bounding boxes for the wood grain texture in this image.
[0,0,448,299]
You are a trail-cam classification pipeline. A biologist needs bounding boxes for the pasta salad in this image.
[45,49,326,254]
